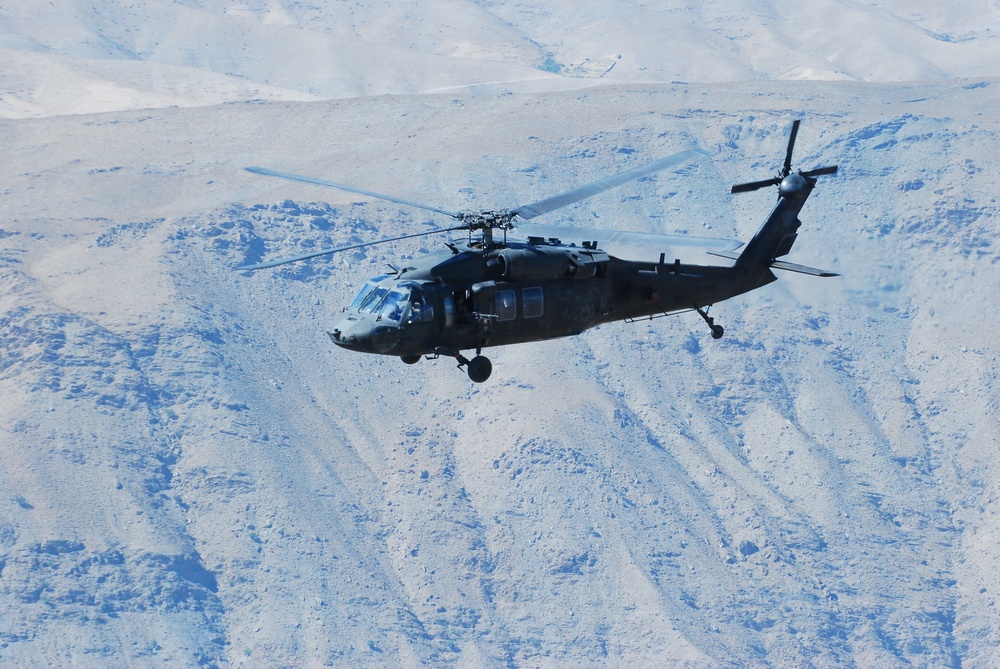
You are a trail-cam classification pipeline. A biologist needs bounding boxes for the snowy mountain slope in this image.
[1,78,997,666]
[2,0,1000,117]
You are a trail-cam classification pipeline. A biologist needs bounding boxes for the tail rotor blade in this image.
[782,119,800,176]
[731,177,781,194]
[802,165,838,178]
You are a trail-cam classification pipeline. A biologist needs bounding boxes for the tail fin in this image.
[727,120,839,277]
[707,210,839,277]
[734,177,807,269]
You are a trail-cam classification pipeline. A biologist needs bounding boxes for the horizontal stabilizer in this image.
[705,249,742,261]
[707,249,838,276]
[768,260,839,277]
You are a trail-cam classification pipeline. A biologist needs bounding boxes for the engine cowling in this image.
[493,246,608,280]
[496,247,570,280]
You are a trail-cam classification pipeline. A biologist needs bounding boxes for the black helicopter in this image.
[241,120,838,383]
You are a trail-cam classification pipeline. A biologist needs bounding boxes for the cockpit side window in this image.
[405,290,435,324]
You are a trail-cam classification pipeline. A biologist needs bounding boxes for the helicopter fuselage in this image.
[327,236,775,360]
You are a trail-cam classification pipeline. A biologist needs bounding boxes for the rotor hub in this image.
[778,173,811,200]
[458,210,518,230]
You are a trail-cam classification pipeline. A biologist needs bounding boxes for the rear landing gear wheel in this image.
[467,355,492,383]
[696,306,725,340]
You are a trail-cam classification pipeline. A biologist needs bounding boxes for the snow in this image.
[1,2,999,667]
[2,1,999,118]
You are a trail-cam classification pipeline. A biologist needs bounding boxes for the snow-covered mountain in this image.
[2,0,999,117]
[1,2,998,667]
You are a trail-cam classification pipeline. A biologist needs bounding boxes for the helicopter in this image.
[240,119,838,383]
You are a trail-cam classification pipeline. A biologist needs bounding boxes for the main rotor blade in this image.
[783,119,800,176]
[237,225,467,270]
[246,166,462,220]
[515,222,741,250]
[517,222,742,264]
[511,148,710,220]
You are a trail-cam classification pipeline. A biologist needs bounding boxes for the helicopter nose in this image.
[327,315,399,354]
[327,315,372,349]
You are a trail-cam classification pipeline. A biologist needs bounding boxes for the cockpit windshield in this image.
[348,279,434,325]
[376,287,410,322]
[349,275,388,312]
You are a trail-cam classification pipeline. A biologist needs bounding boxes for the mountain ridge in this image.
[1,78,997,665]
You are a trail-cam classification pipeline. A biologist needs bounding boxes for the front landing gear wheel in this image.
[711,325,724,339]
[467,355,492,383]
[400,354,421,365]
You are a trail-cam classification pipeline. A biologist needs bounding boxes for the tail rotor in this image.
[731,120,838,194]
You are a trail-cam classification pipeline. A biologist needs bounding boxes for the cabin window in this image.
[522,287,543,319]
[496,289,516,321]
[442,294,456,328]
